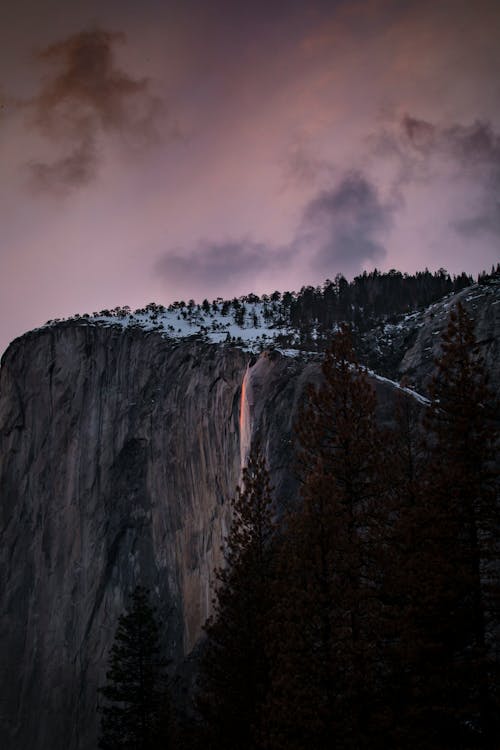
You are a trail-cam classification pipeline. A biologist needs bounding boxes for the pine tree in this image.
[423,302,499,745]
[374,385,429,747]
[395,303,500,748]
[196,444,277,750]
[98,586,171,750]
[264,326,387,749]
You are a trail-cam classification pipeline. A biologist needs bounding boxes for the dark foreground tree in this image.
[409,302,500,748]
[385,303,500,749]
[264,326,388,750]
[196,443,278,750]
[98,586,171,750]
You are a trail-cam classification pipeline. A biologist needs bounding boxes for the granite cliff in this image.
[0,326,328,750]
[357,277,500,391]
[0,279,498,750]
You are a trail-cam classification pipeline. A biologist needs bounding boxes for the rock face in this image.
[0,282,498,750]
[0,326,333,750]
[398,279,500,393]
[356,278,500,393]
[0,326,249,750]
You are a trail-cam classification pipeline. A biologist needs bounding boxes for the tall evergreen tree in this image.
[264,326,387,749]
[375,385,426,744]
[424,302,498,745]
[98,586,171,750]
[394,303,499,748]
[196,444,277,750]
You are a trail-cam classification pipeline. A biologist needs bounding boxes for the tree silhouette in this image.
[98,586,171,750]
[390,303,500,748]
[196,443,277,750]
[264,326,387,749]
[418,302,499,746]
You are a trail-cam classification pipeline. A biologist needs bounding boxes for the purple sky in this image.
[1,0,499,354]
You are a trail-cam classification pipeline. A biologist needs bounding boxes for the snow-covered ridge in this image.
[42,300,313,354]
[41,299,435,405]
[38,277,500,370]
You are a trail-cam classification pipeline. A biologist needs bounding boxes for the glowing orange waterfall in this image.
[239,364,252,470]
[239,370,247,435]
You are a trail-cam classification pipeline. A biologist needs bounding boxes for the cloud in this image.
[401,115,436,151]
[401,115,500,167]
[297,172,391,273]
[29,138,98,194]
[400,116,500,238]
[455,211,500,238]
[371,114,500,240]
[156,172,392,292]
[33,29,148,133]
[281,139,335,188]
[21,28,165,193]
[155,239,285,293]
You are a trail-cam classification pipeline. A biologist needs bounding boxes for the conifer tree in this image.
[196,444,277,750]
[396,303,499,748]
[424,302,498,745]
[98,586,171,750]
[265,326,387,749]
[374,386,429,746]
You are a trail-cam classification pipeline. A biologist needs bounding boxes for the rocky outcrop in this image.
[398,279,500,393]
[357,278,500,393]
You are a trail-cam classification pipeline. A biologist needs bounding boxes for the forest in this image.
[97,301,499,750]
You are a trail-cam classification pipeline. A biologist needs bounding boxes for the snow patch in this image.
[364,368,430,406]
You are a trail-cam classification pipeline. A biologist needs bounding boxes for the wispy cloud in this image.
[298,171,392,273]
[395,115,500,238]
[401,115,500,168]
[155,171,392,291]
[29,138,98,195]
[19,28,167,193]
[156,238,284,291]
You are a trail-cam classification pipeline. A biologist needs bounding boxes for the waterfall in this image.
[239,363,253,470]
[239,353,274,471]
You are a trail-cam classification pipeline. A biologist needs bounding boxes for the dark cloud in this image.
[374,115,500,239]
[282,141,334,187]
[29,138,97,195]
[403,117,500,238]
[157,172,391,290]
[22,28,165,192]
[156,239,283,291]
[440,121,500,238]
[299,172,391,272]
[444,121,500,167]
[401,115,436,150]
[33,29,149,133]
[401,116,500,168]
[455,211,500,238]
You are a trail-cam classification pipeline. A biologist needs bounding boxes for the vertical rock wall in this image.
[0,326,248,750]
[0,324,413,750]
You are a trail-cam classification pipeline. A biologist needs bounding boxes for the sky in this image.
[1,0,499,354]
